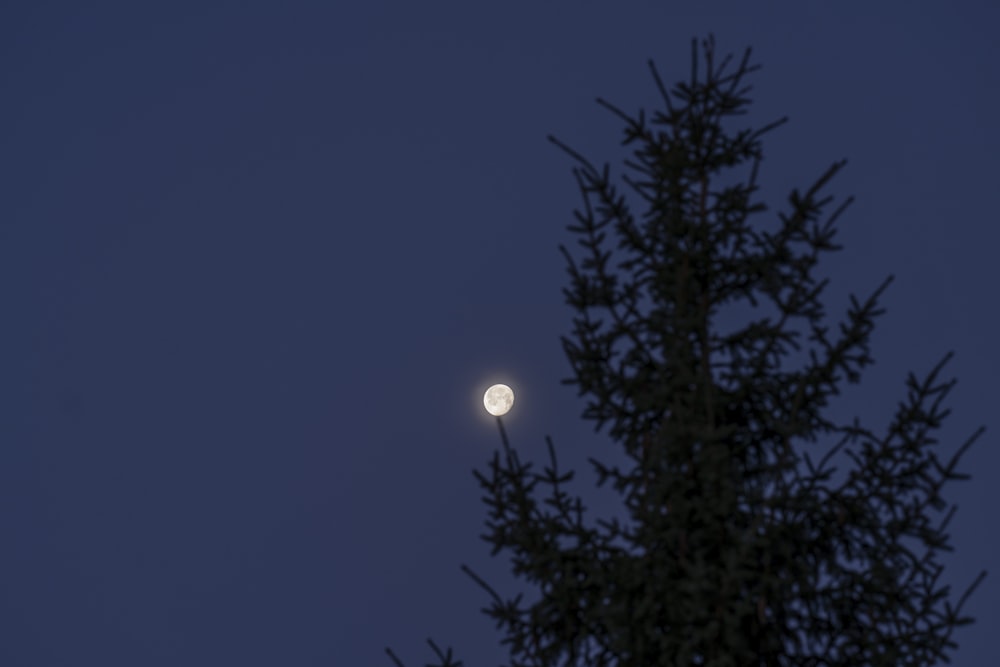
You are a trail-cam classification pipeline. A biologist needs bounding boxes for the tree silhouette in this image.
[386,35,986,667]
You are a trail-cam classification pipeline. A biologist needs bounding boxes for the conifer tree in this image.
[386,35,986,667]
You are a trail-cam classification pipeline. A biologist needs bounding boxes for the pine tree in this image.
[386,35,986,667]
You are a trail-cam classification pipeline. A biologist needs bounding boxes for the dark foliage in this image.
[387,35,986,667]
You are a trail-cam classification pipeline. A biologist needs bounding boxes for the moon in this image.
[484,384,514,416]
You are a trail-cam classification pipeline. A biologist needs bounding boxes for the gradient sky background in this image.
[2,2,997,666]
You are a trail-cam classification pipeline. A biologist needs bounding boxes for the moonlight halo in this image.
[484,384,514,416]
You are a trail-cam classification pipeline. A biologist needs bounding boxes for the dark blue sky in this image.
[2,3,997,665]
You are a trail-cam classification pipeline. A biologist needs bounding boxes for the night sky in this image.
[2,3,997,666]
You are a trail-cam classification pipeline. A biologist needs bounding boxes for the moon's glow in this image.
[484,384,514,416]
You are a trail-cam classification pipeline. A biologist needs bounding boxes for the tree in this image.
[386,35,987,667]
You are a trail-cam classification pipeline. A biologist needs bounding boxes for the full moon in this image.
[484,384,514,416]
